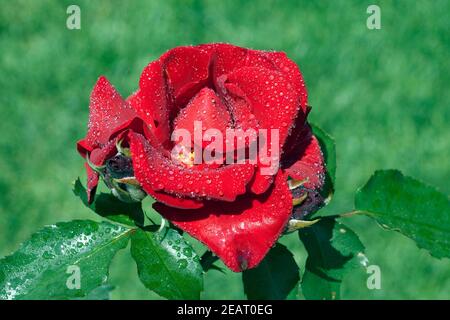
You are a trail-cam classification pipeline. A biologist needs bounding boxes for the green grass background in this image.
[1,0,449,299]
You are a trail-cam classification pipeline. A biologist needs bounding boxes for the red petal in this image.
[85,76,136,148]
[199,44,306,104]
[223,67,304,192]
[85,163,99,204]
[216,81,270,194]
[173,87,231,138]
[198,43,248,84]
[129,132,255,202]
[154,171,293,272]
[126,90,156,129]
[245,49,281,71]
[76,138,92,159]
[161,46,212,107]
[82,139,117,203]
[89,140,117,165]
[284,125,325,190]
[219,80,259,130]
[282,106,311,157]
[225,67,301,146]
[249,171,274,194]
[146,190,204,209]
[199,43,289,81]
[263,51,308,113]
[136,61,172,147]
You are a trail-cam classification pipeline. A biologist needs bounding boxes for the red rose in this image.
[77,43,325,272]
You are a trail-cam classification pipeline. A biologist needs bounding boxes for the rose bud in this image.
[86,140,146,203]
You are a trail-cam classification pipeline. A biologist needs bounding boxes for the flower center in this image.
[174,145,195,167]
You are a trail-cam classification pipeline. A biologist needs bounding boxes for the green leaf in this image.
[0,220,131,300]
[355,169,450,259]
[311,124,336,203]
[73,178,144,227]
[299,218,365,300]
[242,243,300,300]
[130,228,203,300]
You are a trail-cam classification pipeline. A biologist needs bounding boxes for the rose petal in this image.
[89,140,117,166]
[282,105,311,157]
[136,61,172,147]
[225,67,301,147]
[283,125,325,190]
[129,132,255,202]
[215,84,273,194]
[219,80,259,130]
[249,171,274,194]
[222,67,303,192]
[154,171,293,272]
[173,87,231,139]
[85,76,136,149]
[161,46,212,107]
[199,43,305,94]
[198,43,248,85]
[82,139,118,203]
[245,49,281,71]
[146,190,204,209]
[263,51,308,113]
[76,138,92,160]
[199,43,296,84]
[85,163,99,204]
[215,81,271,194]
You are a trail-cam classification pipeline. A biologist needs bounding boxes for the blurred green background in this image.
[1,0,449,299]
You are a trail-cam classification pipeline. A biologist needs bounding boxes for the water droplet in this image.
[178,259,188,269]
[183,247,193,258]
[42,251,55,259]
